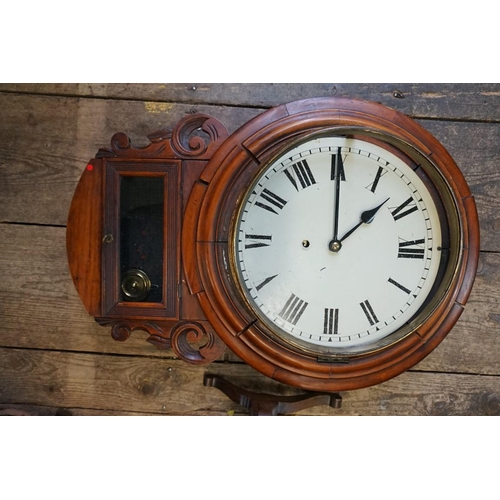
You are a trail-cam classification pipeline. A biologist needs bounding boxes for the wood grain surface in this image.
[0,83,498,415]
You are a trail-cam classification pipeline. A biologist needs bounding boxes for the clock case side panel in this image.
[190,97,480,391]
[67,158,103,317]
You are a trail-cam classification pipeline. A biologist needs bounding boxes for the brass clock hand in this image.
[329,148,343,253]
[340,197,390,243]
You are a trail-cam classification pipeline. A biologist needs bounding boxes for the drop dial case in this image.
[67,97,479,394]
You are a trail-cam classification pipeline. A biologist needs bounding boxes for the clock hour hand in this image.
[340,198,390,243]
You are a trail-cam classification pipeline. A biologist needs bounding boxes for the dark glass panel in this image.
[119,176,164,302]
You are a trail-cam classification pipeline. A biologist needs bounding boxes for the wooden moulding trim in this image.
[238,324,427,388]
[456,196,480,306]
[195,290,279,379]
[196,241,254,335]
[198,105,289,184]
[285,97,372,116]
[182,181,208,295]
[66,159,103,317]
[243,100,432,159]
[247,336,429,392]
[417,302,465,356]
[283,97,433,156]
[198,147,259,243]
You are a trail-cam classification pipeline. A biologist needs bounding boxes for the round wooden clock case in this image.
[182,97,479,392]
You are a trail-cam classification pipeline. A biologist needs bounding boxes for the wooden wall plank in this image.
[1,83,499,121]
[421,120,500,253]
[0,403,160,416]
[0,93,261,227]
[1,93,499,251]
[0,347,498,415]
[1,223,499,376]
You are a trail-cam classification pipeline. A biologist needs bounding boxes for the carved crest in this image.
[96,114,229,160]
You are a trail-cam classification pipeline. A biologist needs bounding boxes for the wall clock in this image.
[67,97,479,404]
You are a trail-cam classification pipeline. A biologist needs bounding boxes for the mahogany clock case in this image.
[184,97,479,391]
[67,97,480,393]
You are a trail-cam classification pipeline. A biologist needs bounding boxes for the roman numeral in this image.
[331,148,346,181]
[255,274,278,291]
[366,166,387,193]
[388,277,411,294]
[390,197,418,221]
[360,299,379,326]
[283,159,316,191]
[398,238,425,259]
[278,293,308,325]
[323,308,339,335]
[255,188,287,215]
[245,234,272,249]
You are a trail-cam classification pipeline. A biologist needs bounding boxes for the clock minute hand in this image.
[332,147,342,241]
[340,197,390,243]
[328,149,344,253]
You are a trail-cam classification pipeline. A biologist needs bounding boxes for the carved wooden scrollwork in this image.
[170,321,227,365]
[171,115,229,158]
[95,318,171,344]
[106,131,171,158]
[94,319,133,342]
[96,114,228,160]
[111,322,132,342]
[95,318,226,365]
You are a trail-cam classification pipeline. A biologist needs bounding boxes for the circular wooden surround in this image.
[182,97,480,391]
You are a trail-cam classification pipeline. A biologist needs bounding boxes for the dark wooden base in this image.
[203,374,342,416]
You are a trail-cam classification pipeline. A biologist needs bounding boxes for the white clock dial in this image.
[234,135,443,351]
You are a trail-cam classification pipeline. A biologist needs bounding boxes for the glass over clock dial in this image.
[233,134,445,354]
